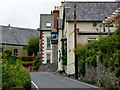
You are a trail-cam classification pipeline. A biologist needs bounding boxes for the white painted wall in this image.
[42,31,52,64]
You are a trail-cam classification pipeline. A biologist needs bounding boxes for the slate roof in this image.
[0,25,39,46]
[40,14,54,31]
[65,1,120,22]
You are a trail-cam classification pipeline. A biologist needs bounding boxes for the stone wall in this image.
[39,63,58,72]
[52,44,58,64]
[78,56,119,88]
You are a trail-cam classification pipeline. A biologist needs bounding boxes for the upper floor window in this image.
[93,22,97,27]
[14,49,18,56]
[47,38,51,48]
[46,22,52,28]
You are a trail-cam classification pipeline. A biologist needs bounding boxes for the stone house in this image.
[57,1,120,76]
[0,25,39,56]
[39,8,59,64]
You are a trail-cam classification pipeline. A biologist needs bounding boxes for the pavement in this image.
[30,72,99,89]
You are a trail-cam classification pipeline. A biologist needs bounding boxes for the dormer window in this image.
[46,22,52,28]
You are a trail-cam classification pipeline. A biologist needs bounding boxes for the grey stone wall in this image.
[52,44,58,64]
[39,64,57,72]
[78,56,119,88]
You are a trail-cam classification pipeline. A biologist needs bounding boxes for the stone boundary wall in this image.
[39,63,58,72]
[79,56,119,88]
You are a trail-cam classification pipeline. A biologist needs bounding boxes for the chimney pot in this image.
[57,6,59,10]
[61,1,64,7]
[55,6,56,10]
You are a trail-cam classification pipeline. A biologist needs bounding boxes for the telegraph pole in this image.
[74,2,78,79]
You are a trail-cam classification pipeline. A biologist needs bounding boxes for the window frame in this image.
[46,22,52,28]
[14,49,18,56]
[47,37,51,49]
[88,37,98,43]
[46,54,51,64]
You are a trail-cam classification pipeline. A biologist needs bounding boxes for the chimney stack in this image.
[53,6,59,30]
[61,1,64,7]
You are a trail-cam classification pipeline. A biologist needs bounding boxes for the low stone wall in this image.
[39,63,58,72]
[78,56,119,88]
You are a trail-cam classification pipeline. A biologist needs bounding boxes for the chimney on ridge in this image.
[53,6,59,30]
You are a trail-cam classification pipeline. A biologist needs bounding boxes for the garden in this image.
[76,28,120,79]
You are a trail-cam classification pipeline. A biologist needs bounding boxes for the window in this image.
[93,22,97,27]
[14,49,18,56]
[46,22,52,28]
[47,54,51,63]
[88,38,98,43]
[47,38,51,48]
[0,48,3,52]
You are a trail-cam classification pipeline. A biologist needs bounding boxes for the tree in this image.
[24,35,39,56]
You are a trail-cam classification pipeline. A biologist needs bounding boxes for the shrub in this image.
[32,59,41,70]
[109,66,115,72]
[113,28,120,35]
[2,50,12,59]
[76,28,120,79]
[97,50,103,62]
[78,59,85,76]
[76,44,88,59]
[102,59,108,68]
[86,56,96,67]
[114,67,120,78]
[2,58,31,90]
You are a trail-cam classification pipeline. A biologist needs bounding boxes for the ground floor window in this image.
[47,54,51,63]
[0,48,3,52]
[14,49,18,56]
[88,37,98,43]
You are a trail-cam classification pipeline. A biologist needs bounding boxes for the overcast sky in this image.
[0,0,116,29]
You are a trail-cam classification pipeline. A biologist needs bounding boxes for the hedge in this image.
[2,50,31,90]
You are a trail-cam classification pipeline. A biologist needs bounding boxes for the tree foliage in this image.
[24,35,40,56]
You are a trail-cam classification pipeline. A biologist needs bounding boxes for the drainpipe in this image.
[74,2,78,79]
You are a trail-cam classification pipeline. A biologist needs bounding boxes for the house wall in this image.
[58,30,63,71]
[0,44,27,56]
[42,31,52,64]
[63,21,115,75]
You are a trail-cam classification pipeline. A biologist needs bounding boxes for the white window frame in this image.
[46,22,52,28]
[47,38,51,49]
[14,49,18,56]
[47,54,51,64]
[88,37,98,43]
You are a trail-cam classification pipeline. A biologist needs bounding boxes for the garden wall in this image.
[78,56,119,88]
[39,63,58,72]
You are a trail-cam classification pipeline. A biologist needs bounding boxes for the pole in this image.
[108,23,110,37]
[74,2,78,79]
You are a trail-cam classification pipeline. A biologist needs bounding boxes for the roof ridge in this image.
[65,1,120,3]
[0,25,36,30]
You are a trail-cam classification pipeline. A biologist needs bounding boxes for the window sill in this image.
[46,48,51,50]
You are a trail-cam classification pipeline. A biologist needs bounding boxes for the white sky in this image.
[0,0,117,29]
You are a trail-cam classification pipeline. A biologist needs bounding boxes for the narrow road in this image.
[30,72,99,89]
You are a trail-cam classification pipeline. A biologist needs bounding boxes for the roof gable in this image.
[40,14,54,31]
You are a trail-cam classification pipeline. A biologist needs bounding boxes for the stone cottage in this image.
[0,25,39,56]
